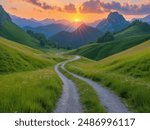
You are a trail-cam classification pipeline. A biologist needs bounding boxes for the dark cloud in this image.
[24,0,52,10]
[101,1,150,15]
[79,0,150,15]
[23,0,76,13]
[64,3,76,13]
[79,0,103,13]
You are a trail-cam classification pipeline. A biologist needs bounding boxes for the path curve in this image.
[61,56,129,113]
[54,62,83,113]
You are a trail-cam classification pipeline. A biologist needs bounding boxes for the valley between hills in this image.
[0,5,150,113]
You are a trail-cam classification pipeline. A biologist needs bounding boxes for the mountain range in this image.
[24,24,74,38]
[50,12,131,49]
[69,21,150,60]
[10,15,73,28]
[1,4,150,51]
[51,24,103,49]
[10,14,101,28]
[10,10,150,34]
[10,15,43,27]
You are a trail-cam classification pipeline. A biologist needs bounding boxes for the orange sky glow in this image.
[0,0,150,22]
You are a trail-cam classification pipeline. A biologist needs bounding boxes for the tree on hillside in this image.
[27,30,58,48]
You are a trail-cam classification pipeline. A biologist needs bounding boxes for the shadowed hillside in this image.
[70,21,150,60]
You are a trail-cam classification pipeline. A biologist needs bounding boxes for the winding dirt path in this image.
[59,56,129,113]
[54,63,83,113]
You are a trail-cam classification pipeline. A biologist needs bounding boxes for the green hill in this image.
[0,21,40,47]
[0,37,54,73]
[0,37,67,112]
[70,21,150,60]
[66,40,150,112]
[0,5,40,48]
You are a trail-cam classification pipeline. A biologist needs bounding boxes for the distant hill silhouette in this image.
[24,23,74,38]
[51,24,103,49]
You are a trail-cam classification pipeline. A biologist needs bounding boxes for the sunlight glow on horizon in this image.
[0,0,149,22]
[74,18,81,22]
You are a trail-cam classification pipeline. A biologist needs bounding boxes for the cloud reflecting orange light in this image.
[0,0,149,22]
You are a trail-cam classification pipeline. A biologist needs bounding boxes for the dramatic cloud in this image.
[79,0,103,13]
[23,0,76,13]
[101,1,150,15]
[79,0,150,15]
[64,3,76,13]
[24,0,53,10]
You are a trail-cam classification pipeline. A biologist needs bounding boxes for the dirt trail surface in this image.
[54,63,83,113]
[61,56,129,113]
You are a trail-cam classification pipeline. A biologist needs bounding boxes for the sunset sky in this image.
[1,0,150,22]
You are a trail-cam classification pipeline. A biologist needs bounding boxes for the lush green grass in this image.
[66,40,150,112]
[0,37,56,73]
[0,37,68,112]
[58,66,105,113]
[0,21,40,48]
[70,22,150,60]
[0,67,62,112]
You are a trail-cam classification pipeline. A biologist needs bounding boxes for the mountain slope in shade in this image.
[24,23,74,38]
[88,19,101,27]
[96,12,129,33]
[69,21,150,60]
[0,5,40,48]
[0,5,11,24]
[51,24,103,49]
[139,15,150,24]
[142,15,150,24]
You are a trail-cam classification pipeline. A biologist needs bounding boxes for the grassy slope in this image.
[66,40,150,112]
[0,21,40,48]
[0,37,65,112]
[0,37,54,73]
[70,22,150,60]
[0,67,62,112]
[59,66,105,113]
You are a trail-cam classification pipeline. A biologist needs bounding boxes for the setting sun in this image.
[74,18,80,22]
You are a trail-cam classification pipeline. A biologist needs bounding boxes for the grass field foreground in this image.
[0,67,62,112]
